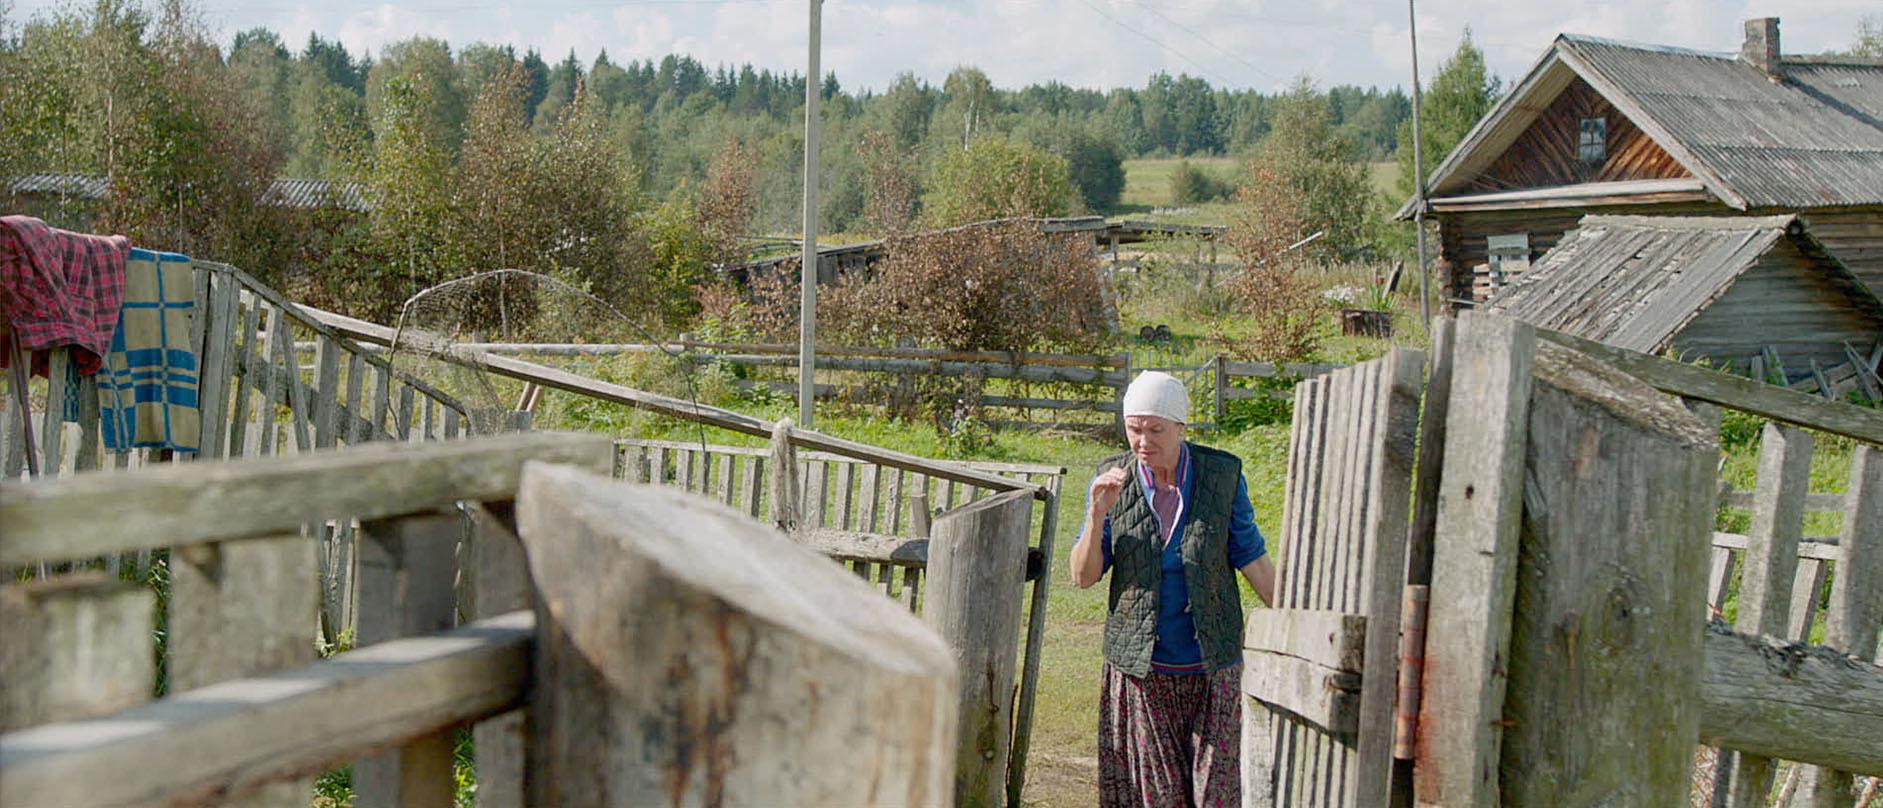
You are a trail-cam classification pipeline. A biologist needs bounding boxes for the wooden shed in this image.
[1484,214,1883,388]
[1399,18,1883,309]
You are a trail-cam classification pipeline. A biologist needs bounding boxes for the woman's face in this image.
[1125,415,1185,473]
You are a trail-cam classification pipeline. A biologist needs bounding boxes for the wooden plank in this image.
[798,528,929,566]
[0,575,154,732]
[806,459,828,529]
[72,375,100,472]
[464,505,530,808]
[369,357,390,449]
[344,353,366,445]
[396,384,416,442]
[40,349,68,477]
[1416,312,1537,808]
[226,296,262,456]
[256,305,281,456]
[1708,547,1738,613]
[168,531,318,807]
[1006,473,1061,808]
[715,452,734,505]
[1718,490,1847,511]
[857,464,881,532]
[512,463,958,806]
[0,433,615,565]
[1788,560,1830,642]
[1726,424,1813,808]
[0,612,532,808]
[924,489,1032,807]
[354,512,462,808]
[1535,328,1883,445]
[741,455,763,518]
[1497,339,1717,806]
[835,461,856,530]
[195,269,238,460]
[1795,445,1883,805]
[312,337,341,451]
[1352,349,1425,807]
[1243,607,1366,673]
[1241,650,1362,737]
[1698,626,1883,776]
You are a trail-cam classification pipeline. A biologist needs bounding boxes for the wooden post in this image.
[1795,445,1882,807]
[769,419,800,532]
[1416,312,1536,808]
[1497,340,1718,805]
[353,511,463,808]
[923,488,1033,808]
[0,575,154,731]
[468,504,532,808]
[1116,354,1133,439]
[513,462,958,806]
[168,532,318,807]
[1214,353,1228,426]
[1726,424,1812,808]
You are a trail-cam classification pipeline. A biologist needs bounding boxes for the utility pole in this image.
[1408,0,1432,328]
[799,0,823,427]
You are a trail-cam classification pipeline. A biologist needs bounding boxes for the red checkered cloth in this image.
[0,215,131,376]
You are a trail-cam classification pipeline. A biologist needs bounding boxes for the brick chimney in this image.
[1742,18,1781,79]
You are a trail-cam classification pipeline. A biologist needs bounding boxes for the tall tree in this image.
[923,135,1077,226]
[366,36,467,154]
[1256,77,1374,260]
[1395,29,1500,198]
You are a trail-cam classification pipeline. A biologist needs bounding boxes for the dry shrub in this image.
[732,221,1108,353]
[860,129,917,236]
[698,138,758,264]
[1219,157,1327,362]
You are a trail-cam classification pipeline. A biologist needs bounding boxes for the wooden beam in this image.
[1415,312,1537,808]
[1243,609,1368,674]
[0,432,615,566]
[0,612,532,808]
[1535,328,1883,446]
[1699,626,1883,776]
[513,462,958,806]
[1241,650,1362,737]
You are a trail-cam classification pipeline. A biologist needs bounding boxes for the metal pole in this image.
[1408,0,1431,328]
[799,0,823,427]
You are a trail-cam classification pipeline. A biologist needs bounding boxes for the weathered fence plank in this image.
[0,432,614,565]
[0,576,153,732]
[1795,445,1883,806]
[466,504,533,808]
[1498,340,1717,805]
[1727,424,1814,808]
[169,532,319,807]
[1416,312,1536,808]
[513,462,958,806]
[354,512,462,808]
[0,612,532,808]
[923,488,1033,808]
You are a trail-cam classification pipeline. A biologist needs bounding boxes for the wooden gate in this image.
[1241,348,1427,806]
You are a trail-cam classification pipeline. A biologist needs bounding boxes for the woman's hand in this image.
[1087,467,1129,519]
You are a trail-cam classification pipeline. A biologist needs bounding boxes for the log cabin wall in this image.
[1799,207,1883,303]
[1672,238,1883,372]
[1465,78,1692,193]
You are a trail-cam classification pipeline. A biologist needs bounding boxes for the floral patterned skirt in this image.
[1098,662,1242,808]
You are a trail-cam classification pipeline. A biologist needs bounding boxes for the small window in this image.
[1578,117,1607,164]
[1487,233,1532,289]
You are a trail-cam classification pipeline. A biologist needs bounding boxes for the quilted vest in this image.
[1100,443,1245,677]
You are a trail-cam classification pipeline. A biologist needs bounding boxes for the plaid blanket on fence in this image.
[98,248,200,453]
[0,215,130,375]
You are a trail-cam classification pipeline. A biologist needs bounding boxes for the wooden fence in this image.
[617,434,1066,806]
[2,262,472,640]
[402,338,1345,431]
[1243,313,1882,807]
[0,433,977,806]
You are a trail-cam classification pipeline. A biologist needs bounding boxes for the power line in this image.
[1071,0,1244,88]
[1125,2,1283,83]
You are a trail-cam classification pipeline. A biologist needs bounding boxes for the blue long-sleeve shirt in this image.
[1089,443,1267,674]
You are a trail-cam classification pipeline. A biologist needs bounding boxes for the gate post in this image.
[514,462,958,806]
[925,488,1033,808]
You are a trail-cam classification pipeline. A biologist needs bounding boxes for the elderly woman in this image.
[1071,370,1276,808]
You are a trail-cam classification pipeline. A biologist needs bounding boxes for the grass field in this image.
[1115,158,1402,221]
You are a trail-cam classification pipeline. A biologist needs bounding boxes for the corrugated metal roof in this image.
[1485,214,1883,352]
[1406,35,1883,216]
[1558,36,1883,209]
[7,174,373,212]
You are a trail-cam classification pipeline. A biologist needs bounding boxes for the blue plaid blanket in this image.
[98,249,199,452]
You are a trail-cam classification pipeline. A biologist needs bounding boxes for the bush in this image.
[924,136,1079,227]
[1169,161,1234,205]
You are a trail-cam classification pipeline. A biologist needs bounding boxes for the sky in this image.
[9,0,1880,94]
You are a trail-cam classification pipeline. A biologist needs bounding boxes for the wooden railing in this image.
[0,432,969,806]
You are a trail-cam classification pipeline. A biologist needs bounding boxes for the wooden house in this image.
[1399,19,1883,309]
[1484,214,1883,391]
